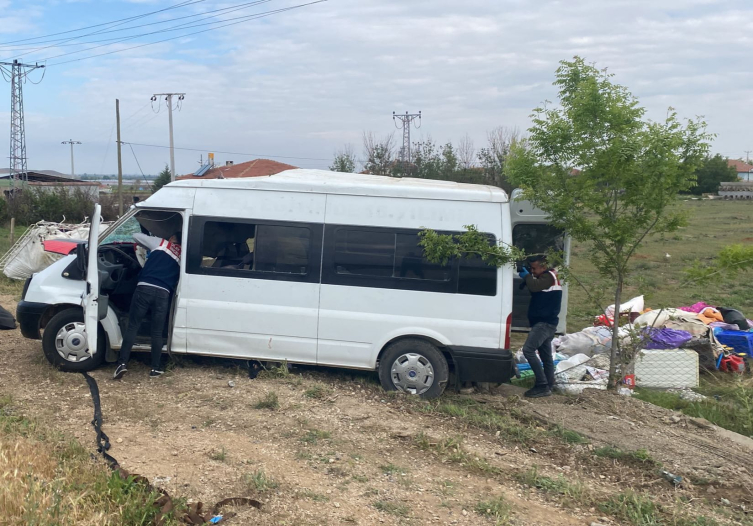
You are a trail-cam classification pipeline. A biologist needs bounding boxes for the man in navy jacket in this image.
[113,230,182,379]
[519,255,562,398]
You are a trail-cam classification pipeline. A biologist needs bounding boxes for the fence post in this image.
[9,217,15,245]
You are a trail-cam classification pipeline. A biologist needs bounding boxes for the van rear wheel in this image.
[378,339,448,399]
[42,308,106,372]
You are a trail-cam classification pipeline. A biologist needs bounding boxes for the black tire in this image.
[42,308,106,372]
[378,339,449,399]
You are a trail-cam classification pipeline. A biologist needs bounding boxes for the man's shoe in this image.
[524,385,552,398]
[113,364,127,380]
[149,369,165,378]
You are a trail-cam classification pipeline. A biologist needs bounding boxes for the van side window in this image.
[334,229,394,277]
[458,256,497,296]
[255,225,311,275]
[512,224,565,255]
[325,226,493,294]
[192,219,314,278]
[394,233,451,282]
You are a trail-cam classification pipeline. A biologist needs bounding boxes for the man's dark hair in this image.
[527,254,547,265]
[172,231,183,244]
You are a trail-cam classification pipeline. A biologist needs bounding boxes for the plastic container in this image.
[719,354,745,374]
[714,330,753,358]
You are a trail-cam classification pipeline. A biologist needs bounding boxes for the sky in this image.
[0,0,751,177]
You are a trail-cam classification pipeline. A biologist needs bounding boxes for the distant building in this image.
[0,171,99,199]
[177,158,298,180]
[727,159,753,181]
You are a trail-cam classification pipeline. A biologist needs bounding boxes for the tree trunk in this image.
[607,277,623,390]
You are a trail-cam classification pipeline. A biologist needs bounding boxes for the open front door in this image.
[509,190,570,334]
[82,204,102,355]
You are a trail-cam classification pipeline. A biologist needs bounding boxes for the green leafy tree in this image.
[505,57,710,385]
[689,154,738,195]
[330,145,357,173]
[152,165,172,193]
[422,57,711,387]
[362,132,395,176]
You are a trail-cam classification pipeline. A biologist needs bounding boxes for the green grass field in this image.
[566,198,753,330]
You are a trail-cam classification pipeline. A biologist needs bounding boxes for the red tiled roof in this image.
[728,159,753,173]
[178,158,298,180]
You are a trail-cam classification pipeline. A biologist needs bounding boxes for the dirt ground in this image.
[2,294,752,526]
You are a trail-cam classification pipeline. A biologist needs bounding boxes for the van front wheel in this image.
[42,308,106,372]
[378,339,448,399]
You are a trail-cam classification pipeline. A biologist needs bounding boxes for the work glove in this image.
[518,268,530,279]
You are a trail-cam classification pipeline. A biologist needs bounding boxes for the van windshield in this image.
[100,214,140,245]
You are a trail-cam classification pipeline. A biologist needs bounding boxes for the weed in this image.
[351,474,369,483]
[599,492,660,526]
[300,429,332,444]
[475,496,513,525]
[373,500,409,517]
[201,418,215,428]
[299,489,329,502]
[414,434,499,475]
[258,360,291,379]
[208,447,228,462]
[380,463,404,475]
[242,469,279,493]
[254,392,280,410]
[304,384,331,400]
[594,446,659,467]
[415,396,541,444]
[550,425,589,444]
[295,450,313,460]
[516,466,585,502]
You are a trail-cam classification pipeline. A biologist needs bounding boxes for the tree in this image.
[505,57,710,385]
[330,144,358,173]
[152,165,172,193]
[362,132,395,176]
[476,126,519,194]
[421,57,711,387]
[689,154,738,195]
[457,134,476,170]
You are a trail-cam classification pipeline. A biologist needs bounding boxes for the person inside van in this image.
[113,229,182,380]
[518,255,562,398]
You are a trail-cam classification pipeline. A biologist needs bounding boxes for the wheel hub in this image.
[390,353,434,395]
[55,322,91,363]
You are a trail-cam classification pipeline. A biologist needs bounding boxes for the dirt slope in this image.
[1,294,751,525]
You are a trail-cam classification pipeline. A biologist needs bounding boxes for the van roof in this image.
[168,169,509,203]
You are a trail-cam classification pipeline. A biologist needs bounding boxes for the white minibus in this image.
[16,170,567,398]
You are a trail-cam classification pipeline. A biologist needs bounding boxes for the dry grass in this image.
[0,396,174,525]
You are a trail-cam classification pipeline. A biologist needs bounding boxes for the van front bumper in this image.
[447,347,515,385]
[16,301,48,340]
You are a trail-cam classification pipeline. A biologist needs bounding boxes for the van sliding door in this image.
[509,190,570,334]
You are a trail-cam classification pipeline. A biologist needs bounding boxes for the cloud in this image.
[2,0,752,175]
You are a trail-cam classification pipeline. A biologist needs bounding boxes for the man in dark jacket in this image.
[113,230,182,379]
[519,255,562,398]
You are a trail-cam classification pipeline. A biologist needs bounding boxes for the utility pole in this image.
[116,99,123,216]
[744,150,751,164]
[151,93,185,181]
[392,111,421,171]
[61,139,82,178]
[0,60,45,188]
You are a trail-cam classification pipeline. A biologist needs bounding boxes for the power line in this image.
[0,0,274,53]
[122,141,343,163]
[127,143,152,187]
[7,1,278,63]
[0,0,205,47]
[42,1,327,67]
